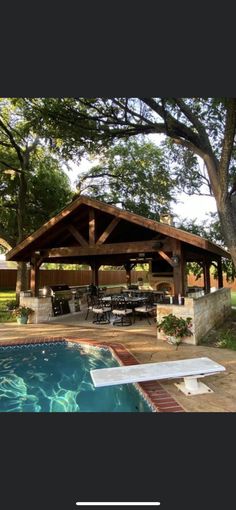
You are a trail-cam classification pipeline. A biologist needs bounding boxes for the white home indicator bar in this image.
[76,503,161,507]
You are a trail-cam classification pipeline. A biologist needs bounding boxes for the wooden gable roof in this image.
[6,195,230,261]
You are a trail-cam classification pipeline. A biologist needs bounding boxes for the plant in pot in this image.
[12,306,34,324]
[157,313,193,349]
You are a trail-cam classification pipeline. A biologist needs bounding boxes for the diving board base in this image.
[175,376,213,396]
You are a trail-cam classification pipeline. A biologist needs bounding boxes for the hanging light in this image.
[171,255,180,266]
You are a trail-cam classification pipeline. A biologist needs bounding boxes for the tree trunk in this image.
[16,261,28,304]
[15,167,28,303]
[217,196,236,269]
[204,153,236,270]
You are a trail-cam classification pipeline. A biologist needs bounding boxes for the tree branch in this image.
[0,118,24,165]
[0,159,22,173]
[140,97,204,150]
[172,98,211,149]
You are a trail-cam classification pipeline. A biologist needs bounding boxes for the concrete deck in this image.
[1,308,236,412]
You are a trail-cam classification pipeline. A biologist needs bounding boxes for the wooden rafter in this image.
[157,250,174,267]
[67,224,88,247]
[6,195,230,261]
[96,217,120,245]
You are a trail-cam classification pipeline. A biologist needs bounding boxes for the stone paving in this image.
[1,308,236,412]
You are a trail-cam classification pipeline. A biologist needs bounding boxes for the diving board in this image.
[90,357,225,395]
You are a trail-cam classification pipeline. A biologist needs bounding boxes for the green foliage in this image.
[12,305,34,317]
[0,99,73,247]
[216,330,236,350]
[178,215,236,282]
[42,263,89,270]
[76,139,176,219]
[157,314,193,339]
[0,291,17,322]
[5,299,17,310]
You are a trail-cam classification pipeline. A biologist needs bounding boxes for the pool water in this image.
[0,342,152,412]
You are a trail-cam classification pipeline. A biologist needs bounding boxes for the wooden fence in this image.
[1,269,236,291]
[0,269,149,290]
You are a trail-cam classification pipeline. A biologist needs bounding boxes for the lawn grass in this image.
[0,290,16,322]
[231,291,236,306]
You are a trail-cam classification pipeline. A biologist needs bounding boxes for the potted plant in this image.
[157,313,193,349]
[12,305,34,324]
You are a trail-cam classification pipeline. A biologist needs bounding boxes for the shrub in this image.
[12,306,34,318]
[157,314,193,347]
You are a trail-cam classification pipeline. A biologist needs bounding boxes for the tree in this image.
[75,139,176,219]
[177,214,236,282]
[0,99,72,300]
[25,98,236,268]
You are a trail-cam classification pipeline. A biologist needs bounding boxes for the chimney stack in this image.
[159,213,174,226]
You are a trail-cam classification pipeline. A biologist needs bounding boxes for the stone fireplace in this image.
[148,273,174,294]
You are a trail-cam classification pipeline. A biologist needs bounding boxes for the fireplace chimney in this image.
[159,213,174,226]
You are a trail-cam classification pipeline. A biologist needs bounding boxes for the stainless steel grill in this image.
[47,284,73,316]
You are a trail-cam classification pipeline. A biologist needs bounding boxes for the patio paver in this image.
[0,311,236,412]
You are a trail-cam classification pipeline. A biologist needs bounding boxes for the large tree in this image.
[0,99,72,299]
[75,139,176,219]
[24,98,236,267]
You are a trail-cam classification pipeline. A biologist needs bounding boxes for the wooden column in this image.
[124,262,131,286]
[30,256,41,297]
[172,239,185,297]
[218,257,223,288]
[203,260,211,294]
[91,261,100,286]
[89,208,95,245]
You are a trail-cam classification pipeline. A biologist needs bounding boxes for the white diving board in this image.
[90,357,226,396]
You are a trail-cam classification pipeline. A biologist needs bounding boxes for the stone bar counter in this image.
[157,288,231,345]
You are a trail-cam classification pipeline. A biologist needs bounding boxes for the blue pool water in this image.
[0,341,152,412]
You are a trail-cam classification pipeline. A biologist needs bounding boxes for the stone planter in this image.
[16,316,28,324]
[166,335,180,345]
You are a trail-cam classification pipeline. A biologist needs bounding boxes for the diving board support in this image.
[90,357,225,396]
[175,374,215,395]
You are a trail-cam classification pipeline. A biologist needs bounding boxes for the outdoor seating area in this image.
[79,284,185,327]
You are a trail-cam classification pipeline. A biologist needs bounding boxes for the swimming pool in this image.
[0,341,152,412]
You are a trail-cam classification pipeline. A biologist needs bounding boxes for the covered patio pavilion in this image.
[6,195,230,297]
[6,196,232,343]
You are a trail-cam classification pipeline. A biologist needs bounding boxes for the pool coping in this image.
[0,336,185,413]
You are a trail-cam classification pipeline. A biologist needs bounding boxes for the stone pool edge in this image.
[0,336,185,413]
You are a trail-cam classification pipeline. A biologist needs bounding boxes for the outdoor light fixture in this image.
[171,255,180,266]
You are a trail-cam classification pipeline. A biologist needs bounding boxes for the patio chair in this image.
[134,294,156,325]
[112,297,133,326]
[85,294,98,320]
[92,298,112,324]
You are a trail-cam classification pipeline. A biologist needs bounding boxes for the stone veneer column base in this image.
[20,296,52,324]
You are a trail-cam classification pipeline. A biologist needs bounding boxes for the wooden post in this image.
[172,239,185,298]
[89,208,95,245]
[30,257,40,297]
[91,261,100,286]
[203,260,211,294]
[218,257,223,288]
[124,262,131,286]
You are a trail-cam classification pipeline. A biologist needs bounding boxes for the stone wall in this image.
[20,296,52,324]
[156,288,231,345]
